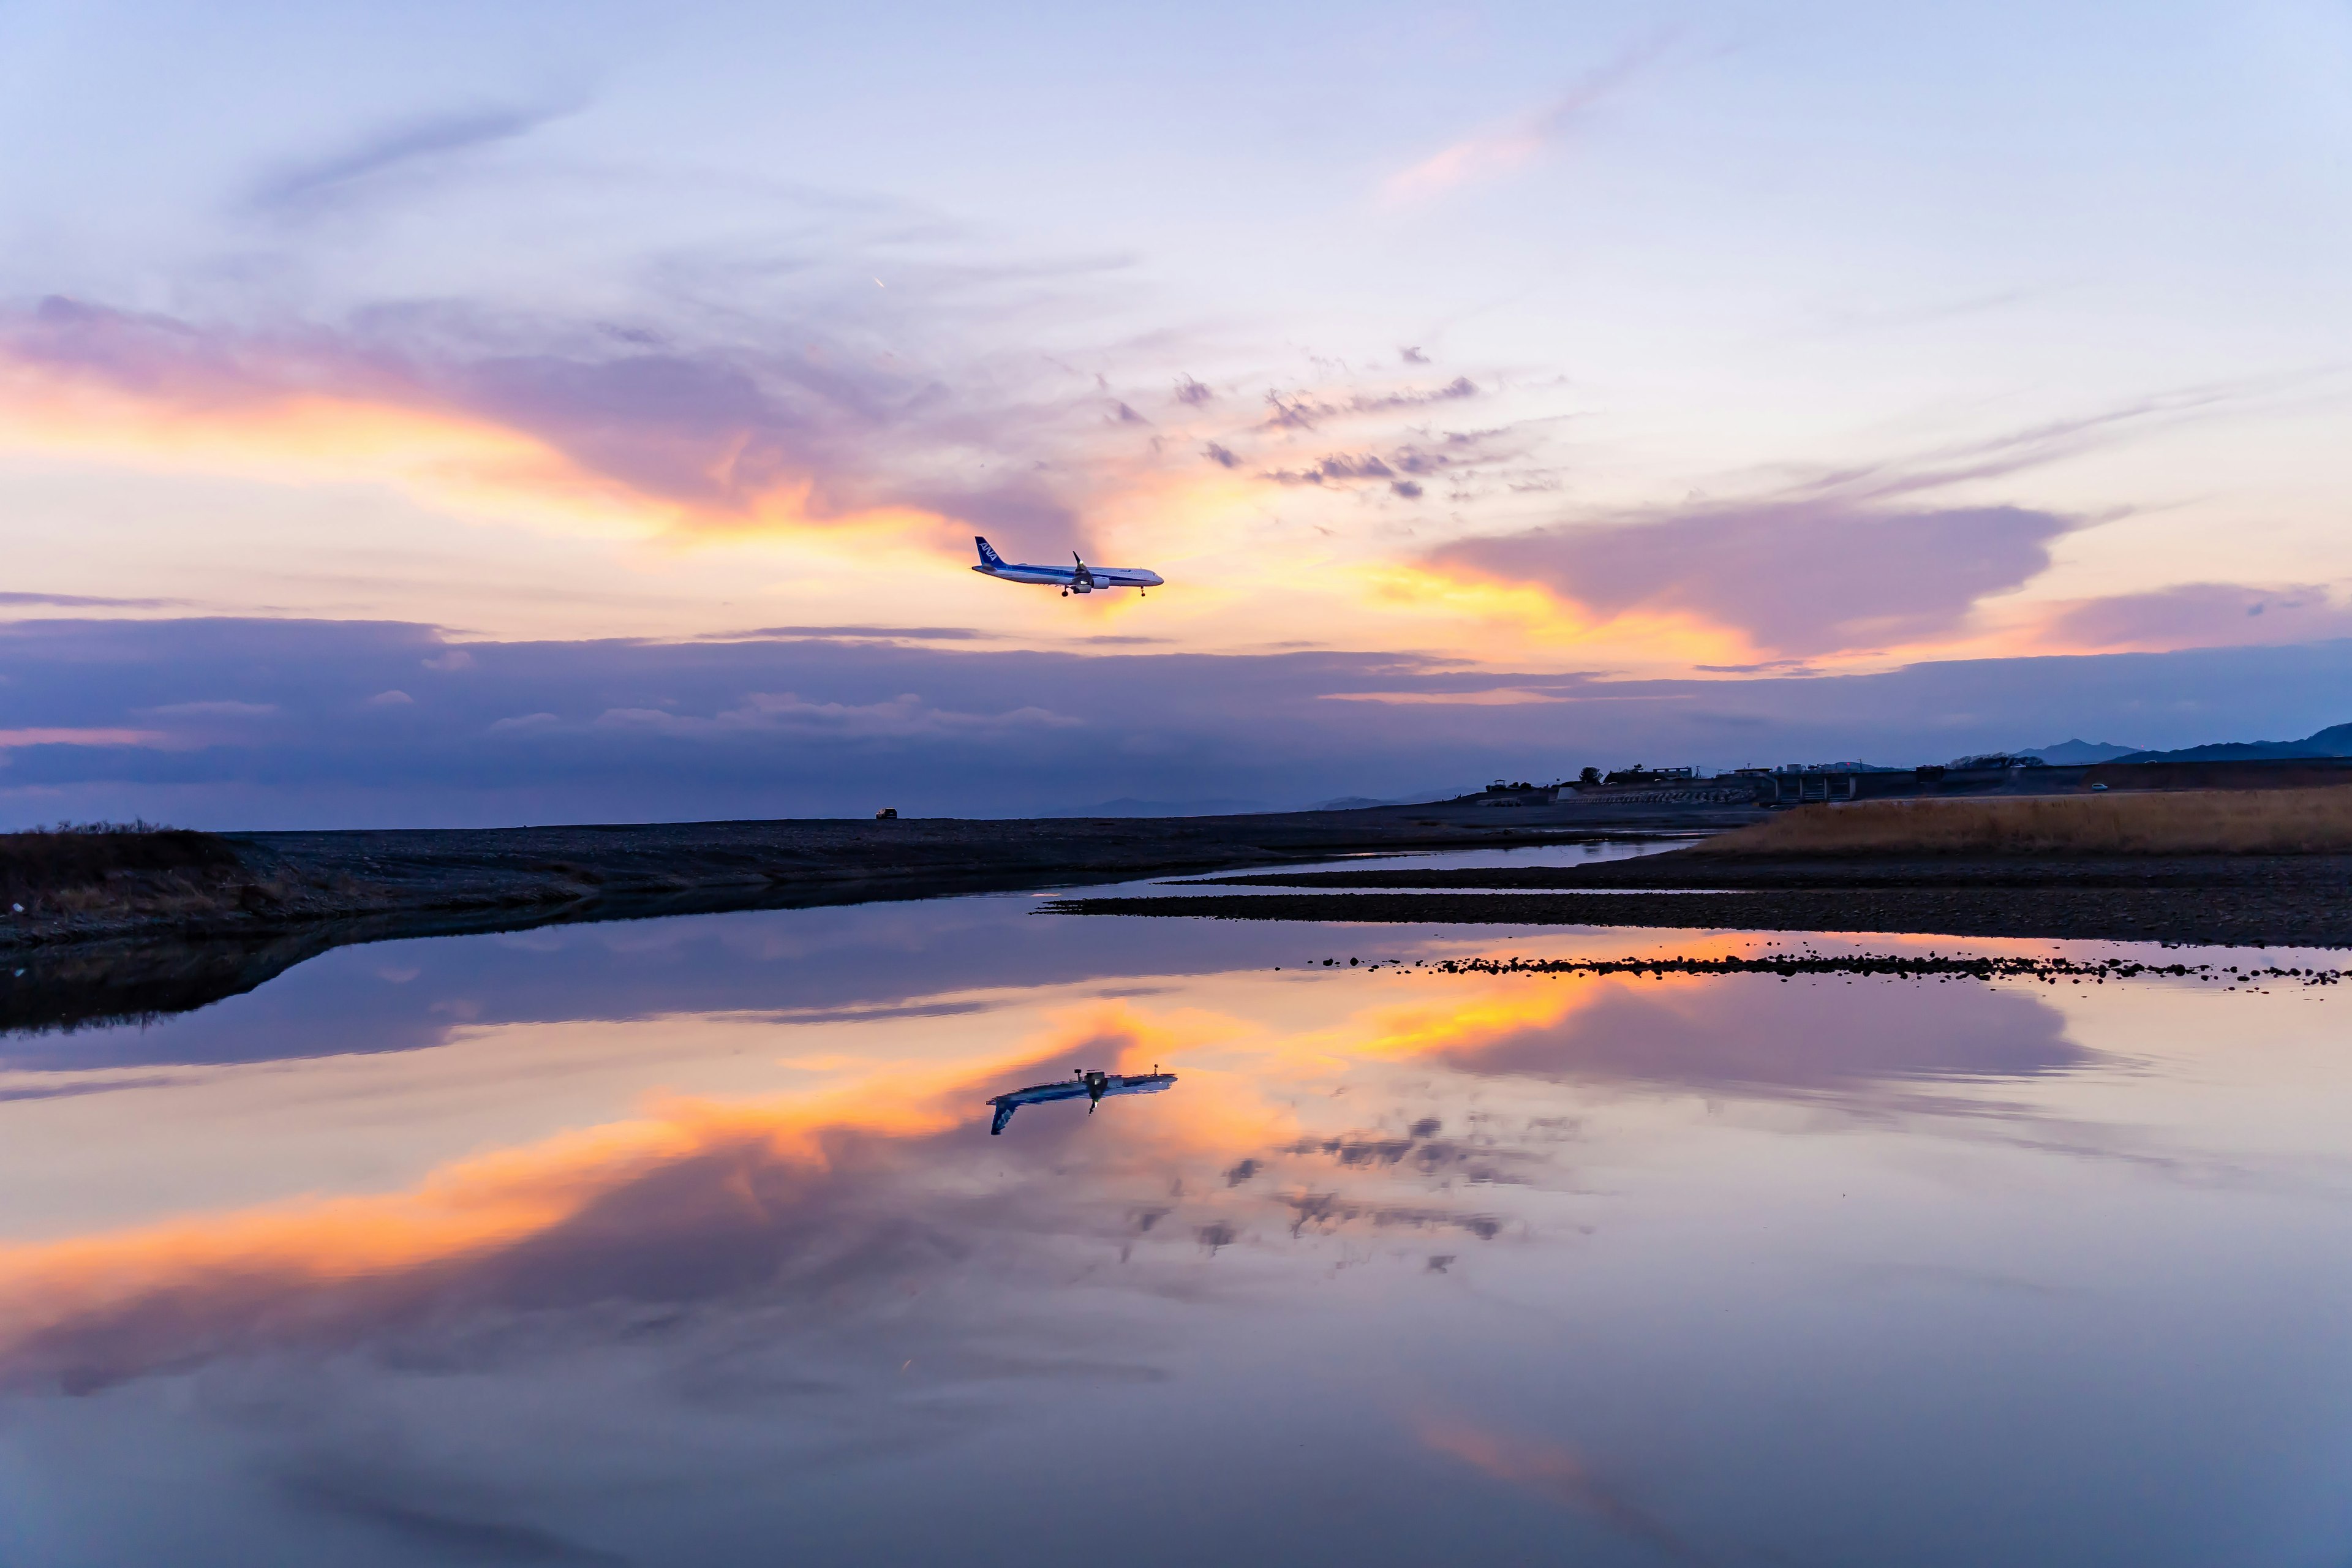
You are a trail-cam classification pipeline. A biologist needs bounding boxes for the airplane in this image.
[987,1066,1177,1135]
[973,536,1164,597]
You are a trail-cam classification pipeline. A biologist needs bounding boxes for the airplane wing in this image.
[1086,567,1165,588]
[992,1080,1091,1106]
[986,1077,1090,1134]
[1097,1072,1176,1099]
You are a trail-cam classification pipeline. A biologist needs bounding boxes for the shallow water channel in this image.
[2,845,2349,1566]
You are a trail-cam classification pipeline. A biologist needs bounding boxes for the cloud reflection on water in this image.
[9,909,2256,1568]
[0,948,2095,1402]
[1422,1419,1698,1562]
[1407,968,2090,1096]
[0,1000,1401,1396]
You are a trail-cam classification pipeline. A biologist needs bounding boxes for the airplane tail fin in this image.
[975,537,1005,569]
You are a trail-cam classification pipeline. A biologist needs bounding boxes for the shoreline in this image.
[1042,887,2352,948]
[1050,848,2352,949]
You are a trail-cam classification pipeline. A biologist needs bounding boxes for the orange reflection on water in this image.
[1422,1418,1695,1556]
[0,946,2081,1395]
[1335,938,1755,1065]
[0,1078,963,1386]
[0,997,1317,1390]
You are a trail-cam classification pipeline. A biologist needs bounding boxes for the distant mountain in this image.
[2024,739,2145,765]
[2116,722,2352,764]
[1309,791,1452,810]
[1047,797,1275,818]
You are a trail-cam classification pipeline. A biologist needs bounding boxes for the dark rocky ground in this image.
[1047,850,2352,948]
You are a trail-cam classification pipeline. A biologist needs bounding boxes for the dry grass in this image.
[1698,788,2352,856]
[0,822,240,910]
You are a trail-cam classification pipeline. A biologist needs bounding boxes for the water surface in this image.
[1,861,2348,1566]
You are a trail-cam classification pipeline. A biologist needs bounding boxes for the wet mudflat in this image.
[1044,884,2352,946]
[1,853,2350,1566]
[1069,850,2352,947]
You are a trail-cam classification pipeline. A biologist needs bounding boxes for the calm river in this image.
[1,849,2347,1566]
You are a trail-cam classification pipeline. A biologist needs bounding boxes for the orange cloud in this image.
[0,355,956,550]
[1359,558,1766,669]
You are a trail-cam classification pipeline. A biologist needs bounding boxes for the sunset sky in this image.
[3,0,2348,823]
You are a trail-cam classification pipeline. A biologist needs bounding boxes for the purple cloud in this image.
[4,615,2351,828]
[2048,582,2352,650]
[1260,377,1480,431]
[1432,502,2071,657]
[247,102,576,213]
[1266,452,1396,486]
[0,590,184,609]
[1,285,1099,547]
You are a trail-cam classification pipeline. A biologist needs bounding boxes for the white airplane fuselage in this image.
[971,536,1163,594]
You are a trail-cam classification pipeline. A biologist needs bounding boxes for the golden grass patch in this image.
[1699,788,2352,856]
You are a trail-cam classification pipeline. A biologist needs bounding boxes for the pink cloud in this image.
[0,728,167,749]
[1430,502,2071,658]
[1380,44,1665,205]
[2044,582,2352,652]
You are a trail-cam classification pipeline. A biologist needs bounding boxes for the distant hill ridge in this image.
[2022,739,2144,765]
[2111,722,2352,765]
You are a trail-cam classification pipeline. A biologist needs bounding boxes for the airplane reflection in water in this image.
[989,1067,1177,1134]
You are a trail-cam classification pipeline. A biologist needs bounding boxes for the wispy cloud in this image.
[697,625,1001,643]
[1784,383,2257,506]
[138,700,279,718]
[1380,43,1668,206]
[248,102,580,214]
[0,727,167,750]
[0,591,184,609]
[1319,687,1573,706]
[579,691,1082,740]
